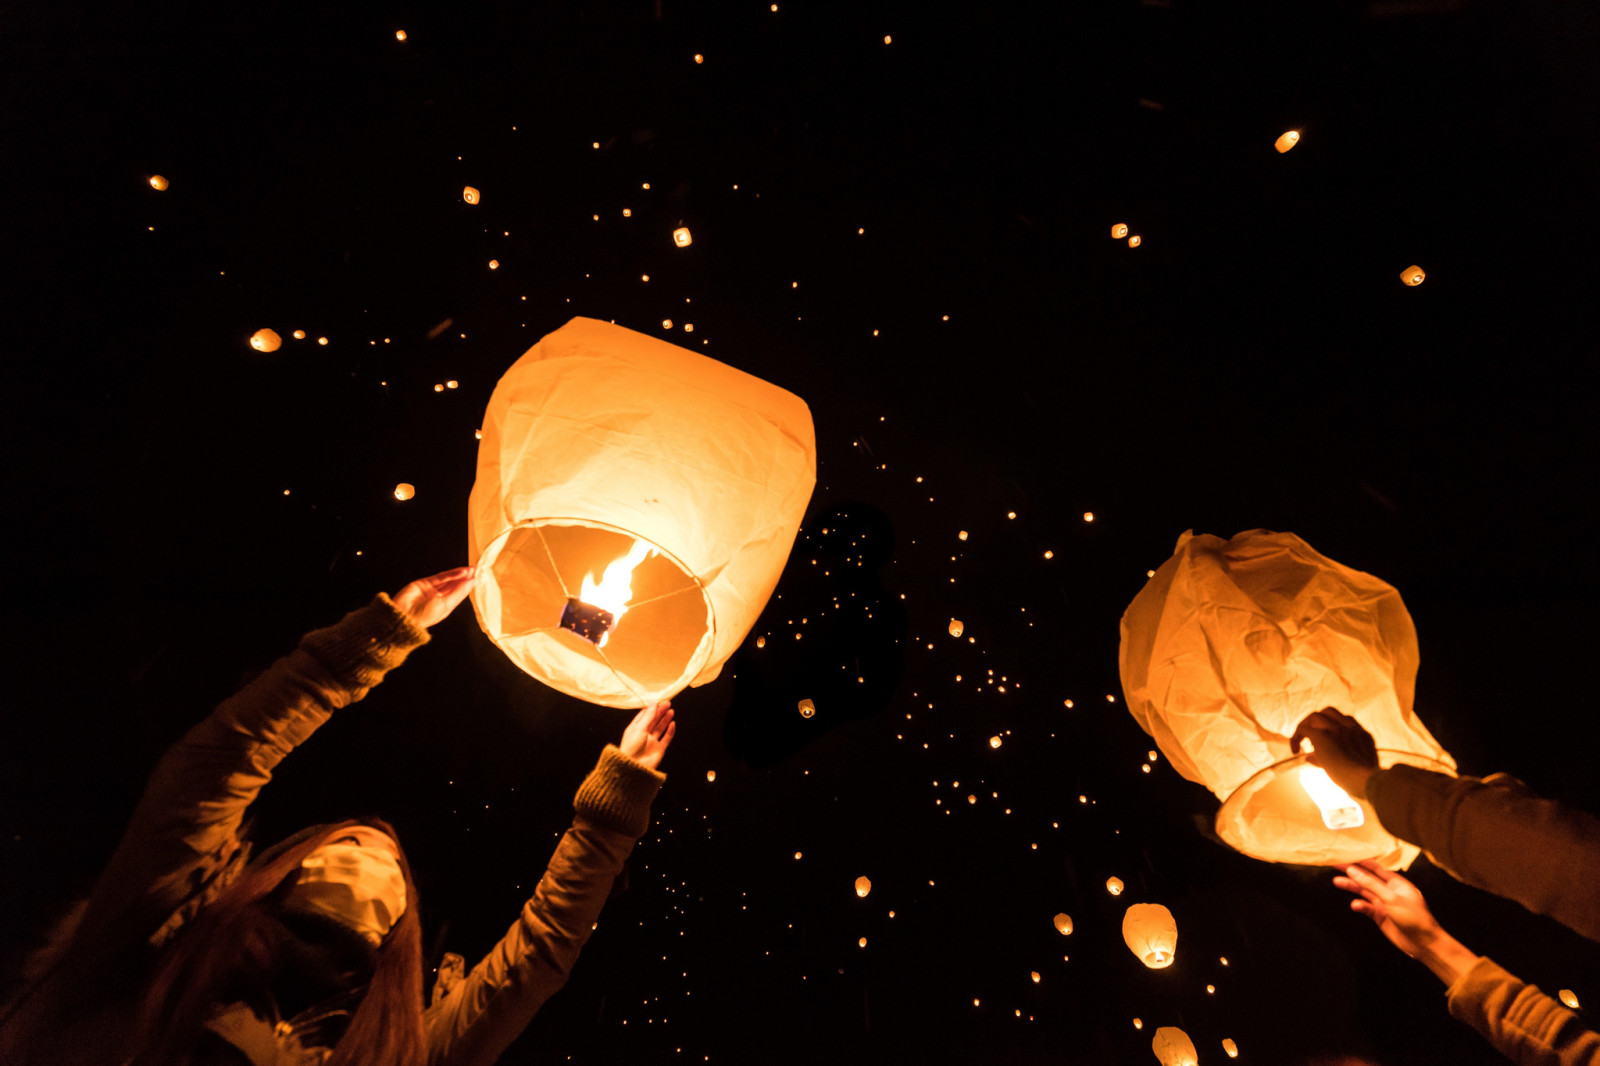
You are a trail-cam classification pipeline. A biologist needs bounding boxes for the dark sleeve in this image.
[1448,956,1600,1066]
[423,746,666,1066]
[1368,765,1600,944]
[72,594,430,949]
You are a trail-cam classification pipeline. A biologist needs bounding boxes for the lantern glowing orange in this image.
[798,699,816,718]
[292,330,306,340]
[1119,529,1455,867]
[394,483,416,501]
[249,329,282,353]
[1106,877,1124,896]
[1561,990,1580,1009]
[1152,1026,1199,1066]
[1401,265,1425,286]
[989,736,1002,749]
[855,876,872,898]
[1275,130,1301,153]
[395,30,407,41]
[673,227,693,247]
[949,619,964,638]
[1053,913,1073,936]
[1128,235,1142,248]
[1112,223,1128,239]
[463,186,480,205]
[1222,1037,1239,1058]
[706,770,716,782]
[1122,903,1178,968]
[467,317,816,707]
[149,175,169,191]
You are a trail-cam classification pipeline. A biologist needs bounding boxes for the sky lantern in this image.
[1106,877,1124,896]
[1222,1037,1239,1058]
[673,226,693,247]
[394,483,415,501]
[467,317,816,708]
[1119,529,1455,867]
[798,698,816,718]
[395,29,407,41]
[249,329,282,353]
[463,186,480,204]
[1122,904,1178,968]
[1112,223,1128,239]
[1400,265,1425,286]
[855,876,872,898]
[948,619,964,638]
[1152,1027,1199,1066]
[989,735,1002,749]
[292,330,306,340]
[1561,990,1580,1009]
[1053,913,1072,936]
[1128,235,1142,248]
[1275,130,1301,153]
[148,175,169,191]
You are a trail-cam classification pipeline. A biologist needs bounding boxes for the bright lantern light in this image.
[798,699,816,718]
[1275,130,1301,153]
[577,538,657,646]
[949,619,964,638]
[249,329,282,353]
[1053,913,1072,935]
[463,186,480,205]
[1106,877,1124,896]
[1122,903,1178,968]
[989,736,1002,749]
[1111,223,1127,239]
[855,876,872,898]
[1560,989,1580,1009]
[674,226,693,247]
[395,29,407,41]
[394,483,416,501]
[1300,764,1365,830]
[149,175,169,191]
[1128,235,1141,248]
[1401,265,1426,286]
[1223,1038,1240,1058]
[1152,1026,1199,1066]
[292,330,305,340]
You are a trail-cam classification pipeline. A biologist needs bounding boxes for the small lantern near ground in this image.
[949,619,964,638]
[1275,130,1301,153]
[1152,1027,1199,1066]
[463,186,481,205]
[149,175,169,191]
[855,876,872,898]
[1122,903,1178,968]
[250,329,282,353]
[1053,913,1073,936]
[1400,265,1425,286]
[673,227,693,247]
[1106,877,1125,896]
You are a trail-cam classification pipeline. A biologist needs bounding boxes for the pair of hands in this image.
[394,567,677,771]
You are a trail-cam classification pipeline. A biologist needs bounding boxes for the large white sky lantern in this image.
[1119,529,1455,868]
[468,317,816,708]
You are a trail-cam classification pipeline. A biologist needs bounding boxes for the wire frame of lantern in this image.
[1120,529,1456,867]
[1151,1026,1199,1066]
[468,317,816,708]
[1122,903,1178,968]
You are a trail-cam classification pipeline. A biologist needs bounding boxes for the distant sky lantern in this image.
[958,530,968,541]
[1053,913,1072,936]
[859,937,867,948]
[292,330,306,340]
[1106,877,1124,896]
[1119,529,1455,867]
[1401,265,1426,286]
[148,175,169,191]
[855,876,872,898]
[1275,130,1301,153]
[798,699,816,718]
[662,319,674,330]
[395,29,407,41]
[1561,990,1580,1009]
[622,208,632,217]
[706,770,716,782]
[949,619,964,638]
[989,735,1002,749]
[1133,1018,1143,1030]
[394,483,416,501]
[1122,904,1178,968]
[1152,1027,1199,1066]
[467,317,816,708]
[317,337,328,345]
[249,329,282,353]
[674,226,693,247]
[1111,223,1128,239]
[1128,235,1142,248]
[756,636,766,647]
[883,34,892,43]
[1031,971,1041,983]
[489,259,499,269]
[1222,1038,1239,1058]
[694,54,704,64]
[463,186,480,205]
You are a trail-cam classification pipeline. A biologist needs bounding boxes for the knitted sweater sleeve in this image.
[1448,957,1600,1066]
[1367,765,1600,944]
[74,594,430,949]
[423,745,666,1066]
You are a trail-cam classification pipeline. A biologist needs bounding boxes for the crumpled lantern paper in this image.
[469,317,816,708]
[1119,529,1455,867]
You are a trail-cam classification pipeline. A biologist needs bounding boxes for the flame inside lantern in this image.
[1297,739,1365,830]
[566,538,658,648]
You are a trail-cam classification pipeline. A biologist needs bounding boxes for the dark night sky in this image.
[3,1,1599,1063]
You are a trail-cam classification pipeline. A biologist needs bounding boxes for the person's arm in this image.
[1294,708,1600,944]
[72,569,475,950]
[424,703,675,1066]
[1336,862,1600,1066]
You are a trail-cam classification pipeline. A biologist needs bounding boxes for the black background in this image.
[3,1,1598,1062]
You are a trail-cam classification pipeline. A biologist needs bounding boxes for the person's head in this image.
[134,818,426,1066]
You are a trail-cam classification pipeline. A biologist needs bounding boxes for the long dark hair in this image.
[131,818,426,1066]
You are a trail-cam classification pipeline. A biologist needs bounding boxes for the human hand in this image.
[393,567,480,629]
[1334,861,1478,984]
[1291,707,1379,800]
[619,701,676,772]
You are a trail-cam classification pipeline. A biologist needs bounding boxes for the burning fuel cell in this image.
[558,538,657,648]
[560,599,616,645]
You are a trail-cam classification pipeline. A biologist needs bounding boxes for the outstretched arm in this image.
[425,702,674,1066]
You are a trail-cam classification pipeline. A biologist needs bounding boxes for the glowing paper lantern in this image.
[148,175,169,191]
[798,699,816,718]
[1112,223,1128,239]
[1128,235,1142,248]
[249,329,282,353]
[1152,1027,1199,1066]
[292,330,306,340]
[1106,877,1124,895]
[855,877,872,898]
[1119,529,1455,867]
[394,483,416,501]
[949,619,964,638]
[395,30,407,41]
[673,227,693,247]
[706,770,716,782]
[1275,130,1301,153]
[463,186,481,205]
[468,317,816,707]
[1561,989,1580,1009]
[1222,1038,1238,1057]
[989,736,1002,749]
[1400,265,1425,286]
[489,260,499,270]
[1053,913,1073,936]
[1122,903,1178,968]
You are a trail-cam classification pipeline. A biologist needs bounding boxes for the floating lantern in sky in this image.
[463,186,480,205]
[706,770,716,782]
[989,736,1002,749]
[1222,1037,1239,1058]
[395,29,407,41]
[1133,1018,1143,1030]
[1152,1027,1199,1066]
[1128,235,1142,248]
[292,330,305,340]
[489,259,499,270]
[1275,130,1301,153]
[958,530,968,541]
[949,619,964,638]
[1106,877,1124,896]
[249,329,282,353]
[1119,529,1455,867]
[673,226,693,247]
[799,699,816,718]
[467,317,816,707]
[694,54,704,64]
[1400,265,1426,286]
[855,876,872,898]
[1053,913,1073,936]
[394,483,416,501]
[149,175,169,191]
[1031,971,1041,983]
[1561,990,1580,1009]
[1111,223,1128,239]
[1122,904,1178,968]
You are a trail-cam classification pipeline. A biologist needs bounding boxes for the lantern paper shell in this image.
[1053,913,1073,936]
[1122,903,1178,968]
[1119,529,1455,867]
[855,876,872,898]
[1275,130,1301,153]
[249,329,282,353]
[468,317,816,708]
[463,186,481,205]
[1152,1027,1199,1066]
[1401,265,1425,286]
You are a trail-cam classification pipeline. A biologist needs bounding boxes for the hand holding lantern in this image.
[393,567,481,629]
[1292,707,1380,800]
[619,701,676,771]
